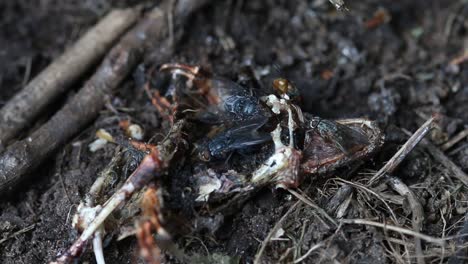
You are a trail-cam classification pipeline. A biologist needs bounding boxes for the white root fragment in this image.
[96,129,115,142]
[93,227,106,264]
[72,203,107,263]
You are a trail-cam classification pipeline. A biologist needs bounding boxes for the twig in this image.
[254,201,300,264]
[0,0,208,194]
[387,176,425,264]
[51,120,187,264]
[440,128,468,151]
[0,224,36,244]
[0,8,140,147]
[369,115,438,184]
[341,219,445,245]
[92,228,105,264]
[419,139,468,187]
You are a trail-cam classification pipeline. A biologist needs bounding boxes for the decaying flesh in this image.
[59,63,384,263]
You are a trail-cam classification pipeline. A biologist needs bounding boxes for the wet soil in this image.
[1,0,467,263]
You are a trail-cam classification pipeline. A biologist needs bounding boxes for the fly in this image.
[197,119,271,161]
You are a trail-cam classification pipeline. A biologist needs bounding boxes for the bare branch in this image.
[0,8,140,147]
[0,0,208,194]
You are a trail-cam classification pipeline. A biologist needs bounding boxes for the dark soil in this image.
[1,0,467,263]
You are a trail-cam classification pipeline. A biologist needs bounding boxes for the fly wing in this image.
[302,116,373,172]
[228,132,271,149]
[224,122,271,151]
[207,119,272,160]
[314,118,370,155]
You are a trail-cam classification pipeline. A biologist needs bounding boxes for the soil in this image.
[1,0,468,263]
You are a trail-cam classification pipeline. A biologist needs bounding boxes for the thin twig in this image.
[369,115,438,184]
[0,224,36,244]
[92,228,105,264]
[254,201,300,264]
[419,138,468,187]
[449,50,468,66]
[440,128,468,151]
[0,8,141,147]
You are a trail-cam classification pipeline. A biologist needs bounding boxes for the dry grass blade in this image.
[341,219,445,245]
[0,224,36,244]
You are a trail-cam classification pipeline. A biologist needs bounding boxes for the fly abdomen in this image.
[223,95,258,118]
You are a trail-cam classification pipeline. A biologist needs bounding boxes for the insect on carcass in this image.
[152,63,383,188]
[141,62,384,233]
[58,63,384,264]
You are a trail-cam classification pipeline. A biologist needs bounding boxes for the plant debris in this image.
[1,0,467,263]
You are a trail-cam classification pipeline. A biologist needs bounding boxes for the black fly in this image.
[196,119,270,161]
